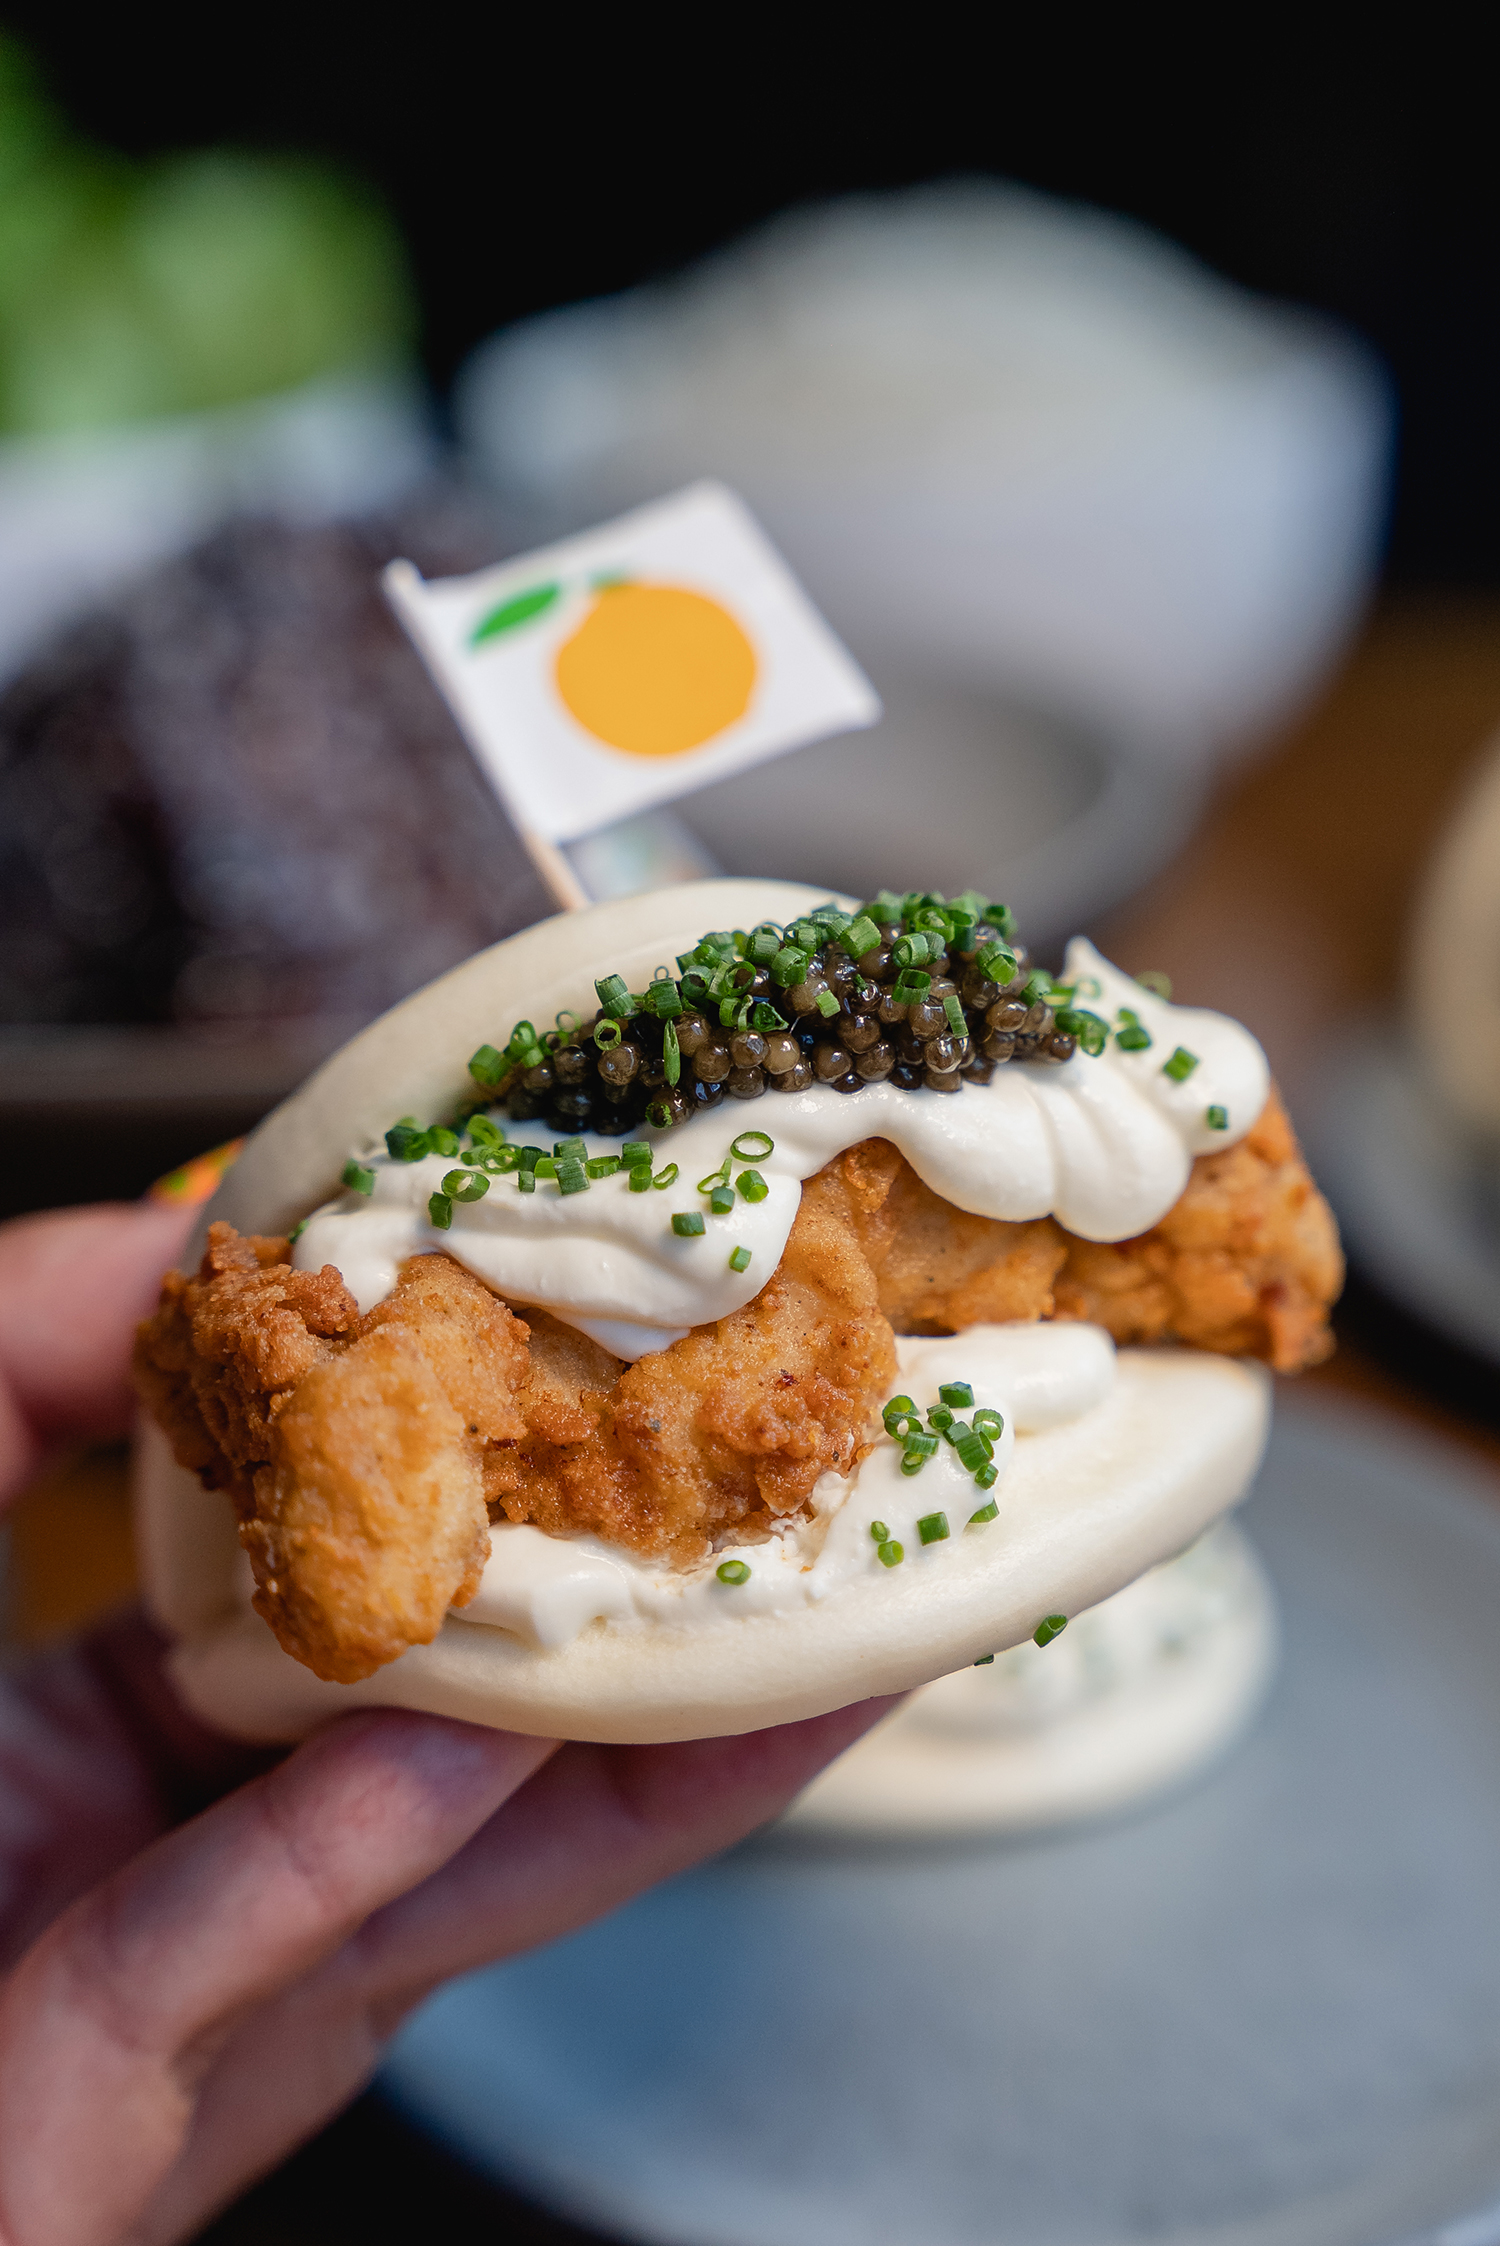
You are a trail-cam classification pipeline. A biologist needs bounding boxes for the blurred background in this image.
[7,17,1500,2240]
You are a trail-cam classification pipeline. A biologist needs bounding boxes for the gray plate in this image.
[385,1394,1500,2246]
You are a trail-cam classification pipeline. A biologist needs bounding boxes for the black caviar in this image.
[464,890,1108,1143]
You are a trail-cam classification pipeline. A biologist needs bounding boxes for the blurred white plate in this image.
[387,1393,1500,2246]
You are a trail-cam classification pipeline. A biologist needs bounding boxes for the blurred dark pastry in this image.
[0,493,552,1036]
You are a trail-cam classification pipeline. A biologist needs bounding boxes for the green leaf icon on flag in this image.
[469,582,561,647]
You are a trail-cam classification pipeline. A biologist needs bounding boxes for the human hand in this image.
[0,1206,887,2245]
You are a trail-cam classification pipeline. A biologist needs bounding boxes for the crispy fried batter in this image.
[482,1158,897,1562]
[134,1093,1340,1681]
[840,1088,1340,1371]
[135,1225,530,1682]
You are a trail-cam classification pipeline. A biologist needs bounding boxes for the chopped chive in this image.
[716,1559,751,1585]
[1135,970,1173,999]
[938,1381,974,1409]
[892,969,932,1003]
[750,1000,788,1033]
[728,1244,752,1273]
[628,1165,652,1192]
[663,1018,681,1085]
[593,1017,623,1050]
[954,1431,993,1473]
[1054,1007,1108,1056]
[469,1043,506,1088]
[672,1211,706,1237]
[730,1130,774,1163]
[977,942,1017,983]
[534,1156,557,1180]
[917,1510,950,1545]
[1206,1104,1229,1130]
[737,1169,768,1203]
[815,989,841,1019]
[709,1185,735,1215]
[1034,1614,1068,1646]
[877,1540,904,1567]
[645,978,683,1020]
[385,1120,429,1162]
[973,1461,999,1490]
[901,1433,940,1473]
[428,1191,453,1229]
[968,1498,999,1526]
[973,1654,995,1665]
[652,1163,679,1190]
[342,1160,375,1196]
[1163,1046,1199,1082]
[468,1114,507,1149]
[586,1155,622,1179]
[882,1393,917,1428]
[288,1218,307,1244]
[697,1160,731,1193]
[747,924,782,966]
[518,1168,536,1194]
[442,1168,490,1204]
[928,1405,954,1435]
[557,1161,590,1196]
[622,1140,652,1166]
[594,973,636,1019]
[1115,1024,1153,1051]
[553,1137,586,1158]
[869,1520,890,1543]
[427,1126,460,1158]
[843,914,881,958]
[771,945,811,987]
[972,1407,1004,1438]
[942,992,967,1035]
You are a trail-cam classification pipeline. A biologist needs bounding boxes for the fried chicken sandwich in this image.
[134,879,1340,1743]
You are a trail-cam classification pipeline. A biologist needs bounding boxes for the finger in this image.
[136,1697,896,2239]
[0,1201,194,1502]
[352,1694,897,2014]
[0,1710,554,2246]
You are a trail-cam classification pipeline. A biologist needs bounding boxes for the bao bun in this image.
[138,880,1270,1746]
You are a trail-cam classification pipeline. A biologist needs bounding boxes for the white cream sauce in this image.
[293,940,1267,1350]
[460,1325,1114,1649]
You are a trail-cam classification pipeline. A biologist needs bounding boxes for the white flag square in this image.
[385,481,879,847]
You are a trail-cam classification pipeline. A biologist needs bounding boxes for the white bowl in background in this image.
[459,180,1392,770]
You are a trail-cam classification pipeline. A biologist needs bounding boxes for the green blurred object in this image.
[0,33,414,435]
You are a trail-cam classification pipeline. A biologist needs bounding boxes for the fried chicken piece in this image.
[1051,1091,1342,1369]
[483,1157,897,1562]
[135,1226,530,1681]
[840,1089,1340,1371]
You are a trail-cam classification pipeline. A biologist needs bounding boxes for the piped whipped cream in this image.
[293,940,1267,1349]
[459,1324,1116,1649]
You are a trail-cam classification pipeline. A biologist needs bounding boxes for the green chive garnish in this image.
[815,990,841,1020]
[1135,970,1172,999]
[534,1156,557,1180]
[595,973,636,1019]
[901,1434,939,1475]
[1206,1104,1229,1130]
[652,1163,679,1190]
[972,1407,1004,1438]
[1163,1046,1199,1083]
[728,1245,752,1272]
[623,1141,651,1166]
[385,1119,429,1162]
[928,1405,954,1435]
[938,1381,974,1409]
[594,1018,623,1050]
[1116,1024,1152,1051]
[877,1540,904,1567]
[469,1044,506,1088]
[1034,1614,1068,1646]
[869,1520,890,1543]
[917,1511,950,1545]
[942,992,967,1035]
[342,1160,375,1196]
[558,1162,589,1196]
[973,1653,995,1665]
[737,1169,768,1203]
[716,1559,750,1584]
[586,1155,621,1179]
[973,1461,999,1490]
[843,914,881,958]
[709,1185,735,1215]
[672,1212,706,1237]
[518,1168,536,1194]
[1053,1007,1108,1056]
[442,1168,489,1204]
[730,1130,774,1163]
[968,1499,999,1526]
[428,1127,460,1158]
[429,1191,453,1229]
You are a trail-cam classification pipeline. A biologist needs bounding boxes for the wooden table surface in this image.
[6,592,1500,2239]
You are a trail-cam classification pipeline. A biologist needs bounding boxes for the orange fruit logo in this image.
[554,583,757,757]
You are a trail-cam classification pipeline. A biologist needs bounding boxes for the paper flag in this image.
[384,482,880,851]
